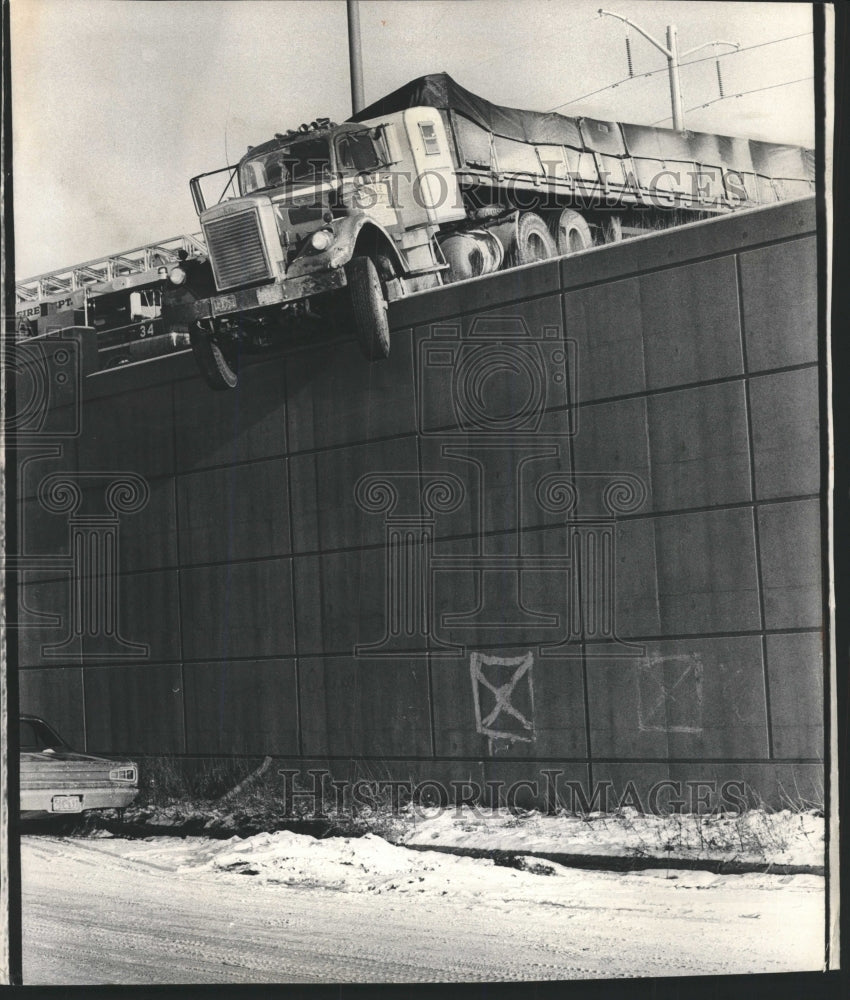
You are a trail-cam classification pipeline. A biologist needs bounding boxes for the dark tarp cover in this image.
[351,72,584,148]
[351,72,814,182]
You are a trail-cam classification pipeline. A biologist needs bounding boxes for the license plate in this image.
[212,294,238,313]
[51,795,83,813]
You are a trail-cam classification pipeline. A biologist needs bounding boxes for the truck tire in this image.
[347,255,390,361]
[511,212,558,266]
[190,321,239,390]
[550,208,593,255]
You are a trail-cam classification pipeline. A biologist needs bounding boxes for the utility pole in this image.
[598,10,739,131]
[347,0,365,115]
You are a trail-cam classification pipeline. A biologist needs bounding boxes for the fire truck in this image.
[162,73,813,388]
[15,234,206,369]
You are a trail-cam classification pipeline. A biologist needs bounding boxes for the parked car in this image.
[19,715,139,815]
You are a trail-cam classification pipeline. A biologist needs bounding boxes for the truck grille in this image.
[204,210,272,290]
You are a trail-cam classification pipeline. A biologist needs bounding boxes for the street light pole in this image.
[347,0,365,115]
[598,9,739,131]
[665,23,684,132]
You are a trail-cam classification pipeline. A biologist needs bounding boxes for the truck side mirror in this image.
[377,122,403,166]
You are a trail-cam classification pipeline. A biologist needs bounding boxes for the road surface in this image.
[21,833,825,984]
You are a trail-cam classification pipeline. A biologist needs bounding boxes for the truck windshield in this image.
[240,138,331,194]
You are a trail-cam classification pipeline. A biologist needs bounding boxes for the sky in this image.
[11,0,818,279]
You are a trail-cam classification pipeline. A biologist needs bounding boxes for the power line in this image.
[651,76,814,125]
[547,30,812,112]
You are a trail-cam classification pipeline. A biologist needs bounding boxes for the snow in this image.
[394,805,826,869]
[21,829,827,983]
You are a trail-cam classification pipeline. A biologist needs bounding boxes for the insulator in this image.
[716,60,725,98]
[625,35,635,77]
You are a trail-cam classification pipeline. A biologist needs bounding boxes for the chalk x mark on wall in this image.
[638,653,704,733]
[470,650,535,742]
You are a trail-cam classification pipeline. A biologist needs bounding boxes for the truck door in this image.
[402,109,465,227]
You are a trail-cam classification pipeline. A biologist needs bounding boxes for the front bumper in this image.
[169,267,348,325]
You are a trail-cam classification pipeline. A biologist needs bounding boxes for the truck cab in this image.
[166,110,466,388]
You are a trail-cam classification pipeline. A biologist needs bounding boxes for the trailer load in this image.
[152,73,814,388]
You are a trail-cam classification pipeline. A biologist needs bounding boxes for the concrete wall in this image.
[16,196,824,810]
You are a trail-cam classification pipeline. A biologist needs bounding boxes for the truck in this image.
[16,234,205,370]
[162,72,815,390]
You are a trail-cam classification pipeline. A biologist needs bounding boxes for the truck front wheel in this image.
[190,320,239,390]
[347,255,390,361]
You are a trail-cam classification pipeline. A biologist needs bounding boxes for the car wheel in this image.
[190,320,239,390]
[347,255,391,361]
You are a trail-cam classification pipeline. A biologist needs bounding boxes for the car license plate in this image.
[51,795,83,813]
[212,294,238,313]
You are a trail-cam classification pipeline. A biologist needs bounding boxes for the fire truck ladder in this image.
[15,233,207,304]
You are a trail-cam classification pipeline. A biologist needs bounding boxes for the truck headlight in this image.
[309,229,334,251]
[109,766,137,783]
[168,267,187,285]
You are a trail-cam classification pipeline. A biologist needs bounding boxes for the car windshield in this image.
[20,718,67,751]
[240,138,331,194]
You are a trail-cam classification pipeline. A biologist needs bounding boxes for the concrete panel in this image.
[84,663,185,755]
[293,548,406,657]
[422,435,572,546]
[18,442,81,501]
[289,436,419,553]
[16,577,70,667]
[586,637,768,759]
[667,762,823,812]
[77,384,175,479]
[480,762,590,812]
[639,256,743,389]
[19,667,86,750]
[758,499,823,629]
[740,237,818,371]
[177,458,290,565]
[589,763,672,813]
[654,508,760,633]
[115,476,179,573]
[430,648,586,759]
[392,260,562,330]
[285,330,416,452]
[750,367,820,500]
[558,198,815,292]
[573,396,652,505]
[647,382,751,511]
[174,358,288,472]
[430,529,568,653]
[183,659,299,755]
[298,656,432,757]
[562,276,645,402]
[766,632,824,759]
[17,569,179,667]
[180,559,294,660]
[610,518,661,639]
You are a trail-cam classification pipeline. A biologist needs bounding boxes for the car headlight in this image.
[109,766,137,783]
[168,267,187,285]
[309,229,334,251]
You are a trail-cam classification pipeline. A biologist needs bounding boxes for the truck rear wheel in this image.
[550,208,593,255]
[347,255,390,361]
[190,321,239,390]
[511,212,558,266]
